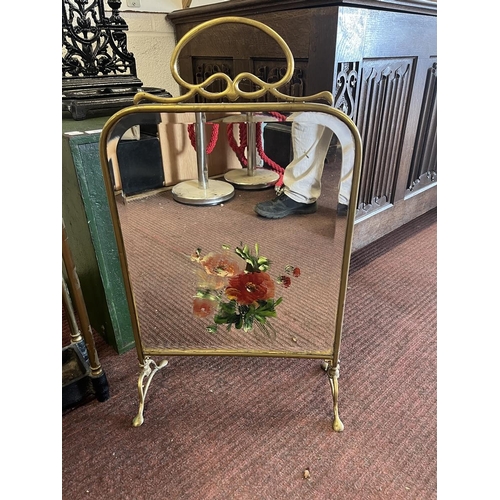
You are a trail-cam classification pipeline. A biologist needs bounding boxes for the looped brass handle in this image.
[171,16,295,102]
[134,16,333,105]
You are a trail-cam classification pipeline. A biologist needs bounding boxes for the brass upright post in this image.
[62,277,83,345]
[62,218,109,401]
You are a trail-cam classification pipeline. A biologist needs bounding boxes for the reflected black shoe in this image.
[337,203,348,216]
[254,193,317,219]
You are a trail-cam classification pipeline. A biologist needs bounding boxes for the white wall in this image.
[106,1,228,96]
[119,1,227,13]
[121,12,179,93]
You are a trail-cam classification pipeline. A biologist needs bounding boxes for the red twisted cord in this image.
[238,121,248,160]
[268,111,288,122]
[187,123,220,154]
[255,123,285,187]
[226,123,248,167]
[226,112,288,186]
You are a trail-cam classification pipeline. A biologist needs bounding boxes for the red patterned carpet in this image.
[62,207,437,500]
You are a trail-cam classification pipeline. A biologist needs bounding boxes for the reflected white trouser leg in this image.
[283,120,333,204]
[284,112,355,206]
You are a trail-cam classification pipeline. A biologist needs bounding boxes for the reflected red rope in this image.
[187,123,219,154]
[226,112,288,187]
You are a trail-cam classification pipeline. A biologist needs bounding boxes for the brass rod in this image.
[62,277,83,344]
[62,218,103,377]
[143,348,335,360]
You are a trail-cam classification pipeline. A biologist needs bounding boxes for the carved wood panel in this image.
[192,58,234,102]
[191,57,307,103]
[354,57,414,216]
[252,59,307,102]
[334,61,360,121]
[407,60,437,194]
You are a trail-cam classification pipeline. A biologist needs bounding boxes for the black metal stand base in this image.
[63,87,172,121]
[62,344,110,411]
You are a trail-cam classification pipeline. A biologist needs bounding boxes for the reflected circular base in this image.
[224,168,279,190]
[171,179,235,205]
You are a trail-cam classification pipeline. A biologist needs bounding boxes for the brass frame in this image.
[98,17,362,431]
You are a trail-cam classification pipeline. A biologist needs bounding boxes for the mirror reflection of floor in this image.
[116,158,347,356]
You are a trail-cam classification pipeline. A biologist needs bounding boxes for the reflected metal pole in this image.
[172,112,235,205]
[247,115,257,177]
[195,111,208,190]
[224,112,280,189]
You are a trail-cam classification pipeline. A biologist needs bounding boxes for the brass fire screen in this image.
[99,17,362,431]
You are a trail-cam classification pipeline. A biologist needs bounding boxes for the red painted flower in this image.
[285,264,300,277]
[225,272,275,305]
[193,298,215,318]
[278,275,292,288]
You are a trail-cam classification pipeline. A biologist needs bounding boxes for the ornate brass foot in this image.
[132,357,169,427]
[325,361,344,432]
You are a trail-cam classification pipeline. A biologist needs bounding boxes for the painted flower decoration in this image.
[200,251,242,277]
[225,271,276,305]
[192,243,299,335]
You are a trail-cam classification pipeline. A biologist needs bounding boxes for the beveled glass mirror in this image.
[99,17,362,431]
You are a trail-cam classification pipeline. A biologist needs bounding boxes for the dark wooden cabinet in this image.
[168,0,437,250]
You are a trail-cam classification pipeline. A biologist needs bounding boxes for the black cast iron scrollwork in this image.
[62,0,136,78]
[62,0,171,120]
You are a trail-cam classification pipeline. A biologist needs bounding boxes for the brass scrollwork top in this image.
[133,16,333,106]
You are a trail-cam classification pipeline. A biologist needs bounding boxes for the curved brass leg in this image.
[326,362,344,432]
[132,357,169,427]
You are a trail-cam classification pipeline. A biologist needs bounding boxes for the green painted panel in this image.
[62,119,134,353]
